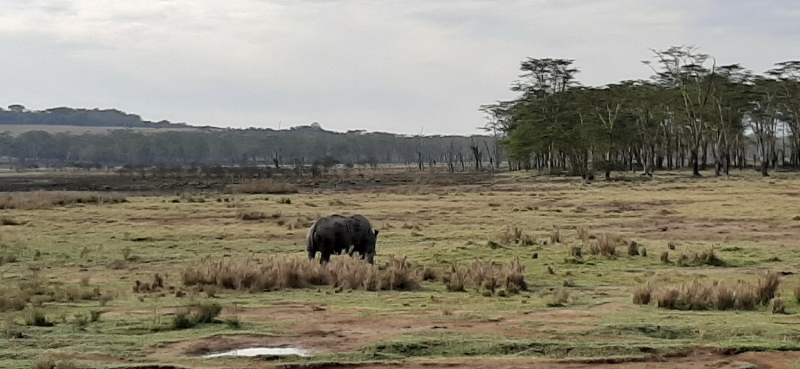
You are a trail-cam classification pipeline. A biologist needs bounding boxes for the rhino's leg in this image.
[320,252,332,265]
[308,249,316,260]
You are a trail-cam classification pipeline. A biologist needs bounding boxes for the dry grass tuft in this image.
[0,217,24,226]
[549,228,561,244]
[442,264,468,292]
[660,251,670,264]
[569,246,582,259]
[0,191,126,210]
[594,233,621,258]
[656,288,679,309]
[236,210,267,221]
[181,256,419,292]
[648,272,780,311]
[757,271,780,305]
[498,226,536,246]
[421,267,439,282]
[711,282,735,310]
[627,241,640,256]
[227,180,298,194]
[577,227,590,245]
[547,288,570,307]
[380,256,420,291]
[793,283,800,302]
[632,284,653,305]
[772,298,787,314]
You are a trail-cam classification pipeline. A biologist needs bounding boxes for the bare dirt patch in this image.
[150,302,611,359]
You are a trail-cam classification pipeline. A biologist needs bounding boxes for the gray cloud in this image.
[0,0,797,135]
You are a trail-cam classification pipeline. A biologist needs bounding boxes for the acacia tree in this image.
[709,65,751,175]
[767,61,800,166]
[748,77,781,176]
[645,46,716,176]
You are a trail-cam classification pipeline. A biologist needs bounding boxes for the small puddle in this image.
[203,347,311,358]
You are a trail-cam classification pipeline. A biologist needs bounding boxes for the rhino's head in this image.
[367,229,379,264]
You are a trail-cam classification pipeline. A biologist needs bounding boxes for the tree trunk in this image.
[691,148,701,176]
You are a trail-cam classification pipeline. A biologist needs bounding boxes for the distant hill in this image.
[0,105,193,129]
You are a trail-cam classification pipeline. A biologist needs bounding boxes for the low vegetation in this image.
[0,191,126,210]
[227,180,298,194]
[634,272,780,311]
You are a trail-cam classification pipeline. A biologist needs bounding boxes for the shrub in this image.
[632,284,653,305]
[660,251,670,264]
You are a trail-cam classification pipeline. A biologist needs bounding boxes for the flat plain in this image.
[3,168,800,369]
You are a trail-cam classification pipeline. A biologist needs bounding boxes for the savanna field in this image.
[4,169,800,369]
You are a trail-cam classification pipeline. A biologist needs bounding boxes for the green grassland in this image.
[2,170,800,368]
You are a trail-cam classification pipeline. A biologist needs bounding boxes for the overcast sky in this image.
[0,1,798,135]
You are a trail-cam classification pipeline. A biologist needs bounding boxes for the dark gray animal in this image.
[306,214,379,264]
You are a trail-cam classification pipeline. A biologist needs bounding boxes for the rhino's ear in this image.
[374,230,380,237]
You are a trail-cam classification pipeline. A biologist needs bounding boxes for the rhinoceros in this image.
[306,214,379,264]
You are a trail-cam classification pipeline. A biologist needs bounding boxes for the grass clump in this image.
[632,284,653,305]
[380,256,420,291]
[547,289,570,307]
[645,272,780,311]
[224,317,242,329]
[34,356,56,369]
[181,256,416,292]
[24,308,54,327]
[236,210,267,221]
[442,264,468,292]
[170,303,223,330]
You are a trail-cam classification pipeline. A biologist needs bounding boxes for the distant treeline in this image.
[0,125,497,170]
[0,105,188,128]
[484,46,800,177]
